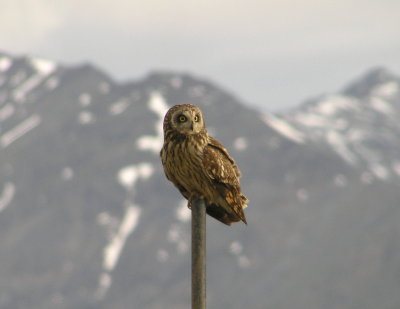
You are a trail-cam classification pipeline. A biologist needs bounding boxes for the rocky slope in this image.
[1,51,399,309]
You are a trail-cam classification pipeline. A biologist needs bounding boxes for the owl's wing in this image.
[204,136,241,181]
[203,137,247,224]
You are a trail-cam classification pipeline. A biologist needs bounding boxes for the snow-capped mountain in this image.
[1,51,400,309]
[283,68,400,183]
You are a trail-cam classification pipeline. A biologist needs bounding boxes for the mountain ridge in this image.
[1,52,400,309]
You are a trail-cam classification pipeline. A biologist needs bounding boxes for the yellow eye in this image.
[178,115,187,122]
[194,115,200,122]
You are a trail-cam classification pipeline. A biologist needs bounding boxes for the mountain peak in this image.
[342,67,399,98]
[284,67,400,182]
[2,50,400,309]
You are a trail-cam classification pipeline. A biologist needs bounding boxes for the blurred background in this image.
[2,0,400,111]
[1,1,400,309]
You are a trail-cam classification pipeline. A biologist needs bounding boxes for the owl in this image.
[160,104,248,225]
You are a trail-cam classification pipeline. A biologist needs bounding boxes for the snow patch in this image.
[79,93,92,106]
[294,113,329,127]
[9,57,58,101]
[29,57,57,75]
[370,164,389,180]
[326,131,358,165]
[0,57,12,72]
[78,111,95,124]
[94,273,112,300]
[262,114,305,143]
[97,160,153,298]
[176,199,190,222]
[230,241,243,255]
[0,182,16,213]
[289,91,400,177]
[229,241,250,268]
[136,92,169,153]
[109,99,129,115]
[61,167,74,181]
[13,72,48,102]
[315,95,358,116]
[167,223,189,254]
[167,224,181,243]
[103,204,141,271]
[372,81,398,97]
[369,97,393,115]
[118,163,154,189]
[233,137,248,151]
[1,114,41,148]
[0,104,15,122]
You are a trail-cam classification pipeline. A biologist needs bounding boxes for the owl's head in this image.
[164,104,206,135]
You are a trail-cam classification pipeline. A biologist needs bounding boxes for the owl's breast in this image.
[163,137,210,196]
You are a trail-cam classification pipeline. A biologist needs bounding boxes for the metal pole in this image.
[191,198,206,309]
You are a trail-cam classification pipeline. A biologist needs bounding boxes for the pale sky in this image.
[1,0,400,111]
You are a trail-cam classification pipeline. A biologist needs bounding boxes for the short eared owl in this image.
[160,104,248,225]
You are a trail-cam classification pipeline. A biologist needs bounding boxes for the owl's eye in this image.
[194,115,200,122]
[178,115,187,122]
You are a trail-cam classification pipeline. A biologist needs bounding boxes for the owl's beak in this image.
[190,122,194,131]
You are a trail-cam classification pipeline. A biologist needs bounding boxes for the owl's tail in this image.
[206,192,248,226]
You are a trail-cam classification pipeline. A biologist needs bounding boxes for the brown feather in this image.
[160,104,248,225]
